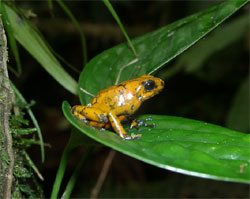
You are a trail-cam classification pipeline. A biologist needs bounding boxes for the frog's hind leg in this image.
[88,121,106,129]
[72,105,106,129]
[71,105,88,124]
[72,105,108,123]
[81,107,109,124]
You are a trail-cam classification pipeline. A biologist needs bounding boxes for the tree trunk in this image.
[0,15,15,199]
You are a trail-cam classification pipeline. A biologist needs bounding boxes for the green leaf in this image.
[78,0,248,104]
[63,101,250,183]
[50,129,93,199]
[4,4,78,95]
[61,146,93,199]
[160,13,249,79]
[226,76,249,133]
[56,0,87,66]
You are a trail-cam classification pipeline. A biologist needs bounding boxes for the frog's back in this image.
[90,82,139,115]
[89,75,164,115]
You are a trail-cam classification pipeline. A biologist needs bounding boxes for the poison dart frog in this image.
[71,75,164,140]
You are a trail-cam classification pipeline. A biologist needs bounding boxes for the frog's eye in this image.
[142,80,156,91]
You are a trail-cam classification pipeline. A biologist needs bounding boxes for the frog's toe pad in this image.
[131,133,142,139]
[123,133,141,140]
[129,116,155,131]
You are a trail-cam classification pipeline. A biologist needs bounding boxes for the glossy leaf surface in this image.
[63,101,250,183]
[78,0,248,104]
[4,4,78,95]
[63,0,249,184]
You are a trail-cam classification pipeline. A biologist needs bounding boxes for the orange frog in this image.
[71,75,164,140]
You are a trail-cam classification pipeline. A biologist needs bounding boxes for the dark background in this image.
[10,1,249,198]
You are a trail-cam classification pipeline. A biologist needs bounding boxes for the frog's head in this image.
[136,75,164,101]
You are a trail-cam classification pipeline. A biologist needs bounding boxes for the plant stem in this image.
[103,0,137,57]
[10,81,45,162]
[61,146,93,199]
[90,149,116,199]
[50,143,73,199]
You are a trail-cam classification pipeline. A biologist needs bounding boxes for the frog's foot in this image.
[128,116,155,131]
[122,133,141,140]
[131,133,142,139]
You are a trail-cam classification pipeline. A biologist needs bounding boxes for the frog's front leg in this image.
[108,112,132,140]
[129,116,155,131]
[104,115,126,129]
[106,114,141,140]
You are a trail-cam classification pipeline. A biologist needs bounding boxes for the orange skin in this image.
[71,75,164,140]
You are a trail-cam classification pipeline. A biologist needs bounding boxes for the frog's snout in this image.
[156,77,164,91]
[160,80,164,88]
